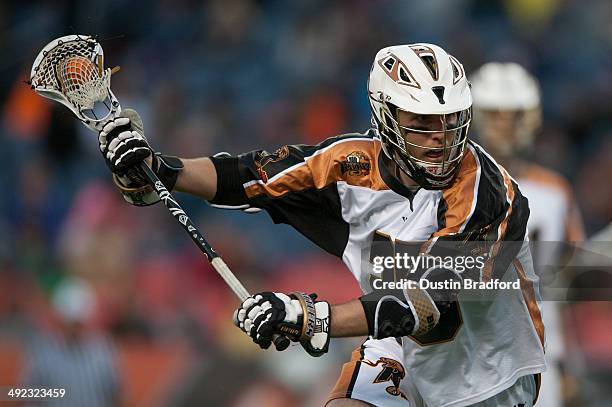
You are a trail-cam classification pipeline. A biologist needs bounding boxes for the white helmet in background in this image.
[470,62,542,157]
[368,43,472,189]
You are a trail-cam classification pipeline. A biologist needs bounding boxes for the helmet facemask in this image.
[372,97,472,190]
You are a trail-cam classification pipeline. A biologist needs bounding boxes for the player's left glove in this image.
[98,109,183,206]
[233,292,331,357]
[99,111,152,175]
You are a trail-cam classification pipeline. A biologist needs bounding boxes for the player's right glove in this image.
[233,292,331,357]
[98,109,183,206]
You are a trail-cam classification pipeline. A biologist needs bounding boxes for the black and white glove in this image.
[233,292,331,357]
[99,110,152,176]
[98,109,183,206]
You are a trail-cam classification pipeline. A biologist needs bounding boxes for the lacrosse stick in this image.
[30,35,289,350]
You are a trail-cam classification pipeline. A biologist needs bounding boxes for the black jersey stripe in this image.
[461,141,511,234]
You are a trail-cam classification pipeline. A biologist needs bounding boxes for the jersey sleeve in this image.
[209,134,373,257]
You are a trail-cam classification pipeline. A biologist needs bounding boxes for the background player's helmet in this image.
[368,44,472,189]
[470,62,542,158]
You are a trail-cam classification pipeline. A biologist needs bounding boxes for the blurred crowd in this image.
[0,0,611,406]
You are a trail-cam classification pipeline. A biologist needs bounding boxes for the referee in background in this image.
[21,277,120,407]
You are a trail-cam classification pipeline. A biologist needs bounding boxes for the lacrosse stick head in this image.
[30,35,121,131]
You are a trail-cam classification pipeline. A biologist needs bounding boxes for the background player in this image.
[470,62,586,407]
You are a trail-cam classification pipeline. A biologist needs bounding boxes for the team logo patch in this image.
[341,151,371,176]
[255,145,290,183]
[363,357,408,399]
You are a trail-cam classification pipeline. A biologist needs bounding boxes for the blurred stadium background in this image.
[0,0,611,406]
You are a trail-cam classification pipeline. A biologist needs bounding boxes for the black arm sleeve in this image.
[210,156,248,206]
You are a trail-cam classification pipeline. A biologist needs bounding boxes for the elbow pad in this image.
[359,266,463,339]
[209,154,249,206]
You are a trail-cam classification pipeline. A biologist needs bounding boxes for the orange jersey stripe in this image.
[513,259,545,348]
[327,346,364,401]
[433,147,479,237]
[497,167,516,241]
[244,139,388,199]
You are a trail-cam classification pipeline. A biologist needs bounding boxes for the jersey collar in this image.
[378,151,420,205]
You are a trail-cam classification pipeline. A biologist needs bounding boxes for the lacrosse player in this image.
[471,62,585,407]
[98,44,546,406]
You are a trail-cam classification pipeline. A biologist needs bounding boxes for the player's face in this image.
[398,110,459,163]
[476,109,522,156]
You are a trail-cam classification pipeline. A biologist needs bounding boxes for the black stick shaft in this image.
[138,162,249,298]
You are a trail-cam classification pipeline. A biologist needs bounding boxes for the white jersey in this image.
[212,131,546,406]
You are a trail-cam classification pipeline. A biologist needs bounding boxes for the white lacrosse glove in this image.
[233,292,331,357]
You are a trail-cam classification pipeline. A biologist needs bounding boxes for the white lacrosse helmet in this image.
[470,62,542,156]
[368,43,472,189]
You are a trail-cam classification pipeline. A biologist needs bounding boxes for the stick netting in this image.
[31,37,110,110]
